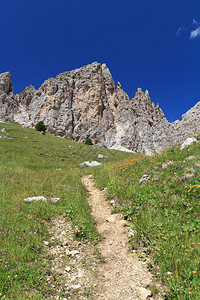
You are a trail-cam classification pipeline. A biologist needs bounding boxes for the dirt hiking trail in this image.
[82,175,161,300]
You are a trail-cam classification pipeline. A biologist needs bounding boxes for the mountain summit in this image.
[0,62,199,154]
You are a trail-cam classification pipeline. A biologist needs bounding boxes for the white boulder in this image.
[180,137,197,150]
[24,196,47,202]
[79,161,102,167]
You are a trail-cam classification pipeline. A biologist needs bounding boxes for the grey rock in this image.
[136,287,152,300]
[184,155,198,161]
[110,200,115,206]
[43,241,49,245]
[79,161,102,167]
[195,162,200,169]
[73,284,81,289]
[180,137,197,150]
[0,63,200,154]
[24,196,47,202]
[0,72,13,94]
[98,154,104,159]
[178,173,195,182]
[68,250,79,257]
[139,174,151,184]
[50,197,60,203]
[0,72,18,122]
[153,176,160,182]
[162,161,174,169]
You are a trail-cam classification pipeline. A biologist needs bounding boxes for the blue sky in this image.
[1,0,200,122]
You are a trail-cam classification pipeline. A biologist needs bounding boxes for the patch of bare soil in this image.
[81,175,162,300]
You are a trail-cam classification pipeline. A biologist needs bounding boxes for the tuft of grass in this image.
[94,142,200,299]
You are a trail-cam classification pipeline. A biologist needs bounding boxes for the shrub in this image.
[85,137,93,145]
[35,121,47,132]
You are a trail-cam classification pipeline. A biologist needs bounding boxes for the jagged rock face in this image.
[172,102,200,143]
[0,72,18,122]
[0,63,199,154]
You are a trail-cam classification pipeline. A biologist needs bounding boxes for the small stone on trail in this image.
[119,220,127,226]
[136,287,152,300]
[70,250,79,256]
[110,200,115,206]
[72,240,81,248]
[106,215,116,223]
[73,284,81,289]
[65,266,71,272]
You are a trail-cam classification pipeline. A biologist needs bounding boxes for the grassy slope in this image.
[0,122,136,299]
[1,122,199,299]
[94,139,200,299]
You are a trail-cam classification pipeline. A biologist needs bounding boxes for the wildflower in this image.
[177,259,180,262]
[131,253,134,257]
[192,271,197,274]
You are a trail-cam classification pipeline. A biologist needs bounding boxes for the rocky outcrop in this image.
[0,72,18,121]
[0,63,199,154]
[172,101,200,142]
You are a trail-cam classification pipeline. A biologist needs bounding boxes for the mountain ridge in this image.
[0,62,199,154]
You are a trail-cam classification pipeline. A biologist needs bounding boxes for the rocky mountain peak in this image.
[0,62,199,154]
[0,72,13,94]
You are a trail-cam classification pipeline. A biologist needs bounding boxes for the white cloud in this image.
[177,27,182,36]
[177,19,200,40]
[176,26,186,36]
[193,19,199,25]
[190,27,200,39]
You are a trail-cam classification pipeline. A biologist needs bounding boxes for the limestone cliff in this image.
[0,62,199,154]
[0,72,18,122]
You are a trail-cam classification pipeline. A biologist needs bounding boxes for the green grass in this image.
[0,122,136,299]
[94,142,200,299]
[1,122,199,299]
